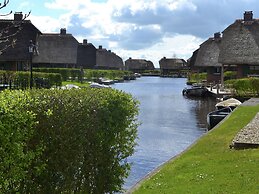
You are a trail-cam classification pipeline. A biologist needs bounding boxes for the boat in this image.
[207,107,232,130]
[207,98,241,130]
[215,98,241,110]
[90,82,110,88]
[182,85,209,97]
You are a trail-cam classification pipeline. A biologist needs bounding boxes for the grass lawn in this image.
[133,105,259,194]
[62,81,90,88]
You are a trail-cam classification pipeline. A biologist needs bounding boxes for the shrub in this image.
[0,90,44,193]
[0,88,139,193]
[225,78,259,96]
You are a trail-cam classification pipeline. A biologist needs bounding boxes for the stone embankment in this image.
[231,98,259,149]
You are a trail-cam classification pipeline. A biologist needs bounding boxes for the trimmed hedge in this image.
[0,70,62,89]
[84,69,132,80]
[0,88,139,193]
[34,68,83,81]
[225,77,259,96]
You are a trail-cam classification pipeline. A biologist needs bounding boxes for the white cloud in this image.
[26,0,259,67]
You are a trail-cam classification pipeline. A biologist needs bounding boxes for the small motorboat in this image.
[207,107,232,130]
[215,98,241,110]
[90,82,110,88]
[182,85,209,97]
[207,98,241,130]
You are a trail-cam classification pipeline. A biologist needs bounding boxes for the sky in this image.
[3,0,259,67]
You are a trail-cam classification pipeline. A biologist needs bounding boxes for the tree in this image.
[0,0,30,55]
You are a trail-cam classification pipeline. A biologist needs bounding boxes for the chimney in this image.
[244,11,253,21]
[60,28,66,35]
[14,12,23,21]
[83,39,88,45]
[99,45,102,49]
[108,50,111,52]
[214,32,221,39]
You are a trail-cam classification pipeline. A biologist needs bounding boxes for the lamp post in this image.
[28,40,34,89]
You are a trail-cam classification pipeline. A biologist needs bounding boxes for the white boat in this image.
[215,98,241,110]
[90,82,110,88]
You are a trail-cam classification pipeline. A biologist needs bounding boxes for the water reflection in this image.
[112,77,216,190]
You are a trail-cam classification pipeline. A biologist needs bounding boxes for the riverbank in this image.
[130,98,259,194]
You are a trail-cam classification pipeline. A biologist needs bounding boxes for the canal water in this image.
[112,76,217,190]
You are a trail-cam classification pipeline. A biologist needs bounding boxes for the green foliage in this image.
[224,71,237,80]
[0,70,62,89]
[0,90,44,193]
[188,72,207,83]
[84,69,131,80]
[34,68,83,82]
[0,88,139,193]
[225,78,259,96]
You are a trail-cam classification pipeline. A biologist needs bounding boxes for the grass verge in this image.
[62,81,90,87]
[133,105,259,194]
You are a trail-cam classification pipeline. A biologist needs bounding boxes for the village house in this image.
[219,11,259,78]
[125,58,155,73]
[159,57,187,77]
[193,32,222,84]
[95,45,124,70]
[76,39,96,69]
[0,12,41,71]
[33,28,78,68]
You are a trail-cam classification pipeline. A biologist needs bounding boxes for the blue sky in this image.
[3,0,259,67]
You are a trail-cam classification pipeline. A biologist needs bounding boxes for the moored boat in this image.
[207,107,232,130]
[182,85,209,97]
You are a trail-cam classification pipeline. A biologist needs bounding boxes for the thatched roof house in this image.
[96,46,124,70]
[219,11,259,78]
[159,57,187,76]
[33,28,78,68]
[77,39,96,69]
[194,32,222,83]
[125,58,155,72]
[0,12,41,70]
[159,57,186,70]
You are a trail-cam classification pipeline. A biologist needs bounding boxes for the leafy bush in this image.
[34,68,83,82]
[0,71,62,89]
[225,78,259,96]
[0,90,44,193]
[188,72,207,83]
[84,69,131,80]
[224,71,237,80]
[0,88,139,193]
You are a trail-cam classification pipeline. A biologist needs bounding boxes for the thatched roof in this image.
[96,46,124,70]
[0,13,41,62]
[77,39,96,69]
[159,57,186,70]
[194,34,222,67]
[219,12,259,65]
[188,49,199,68]
[125,58,155,70]
[33,29,78,65]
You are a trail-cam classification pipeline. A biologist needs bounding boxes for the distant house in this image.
[77,39,96,69]
[95,46,124,70]
[125,58,155,73]
[159,57,187,76]
[194,32,222,84]
[0,12,41,71]
[219,11,259,78]
[33,28,78,68]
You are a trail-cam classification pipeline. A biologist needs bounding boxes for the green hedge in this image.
[188,72,207,83]
[34,68,83,81]
[225,78,259,96]
[84,69,132,80]
[0,71,62,89]
[0,88,139,193]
